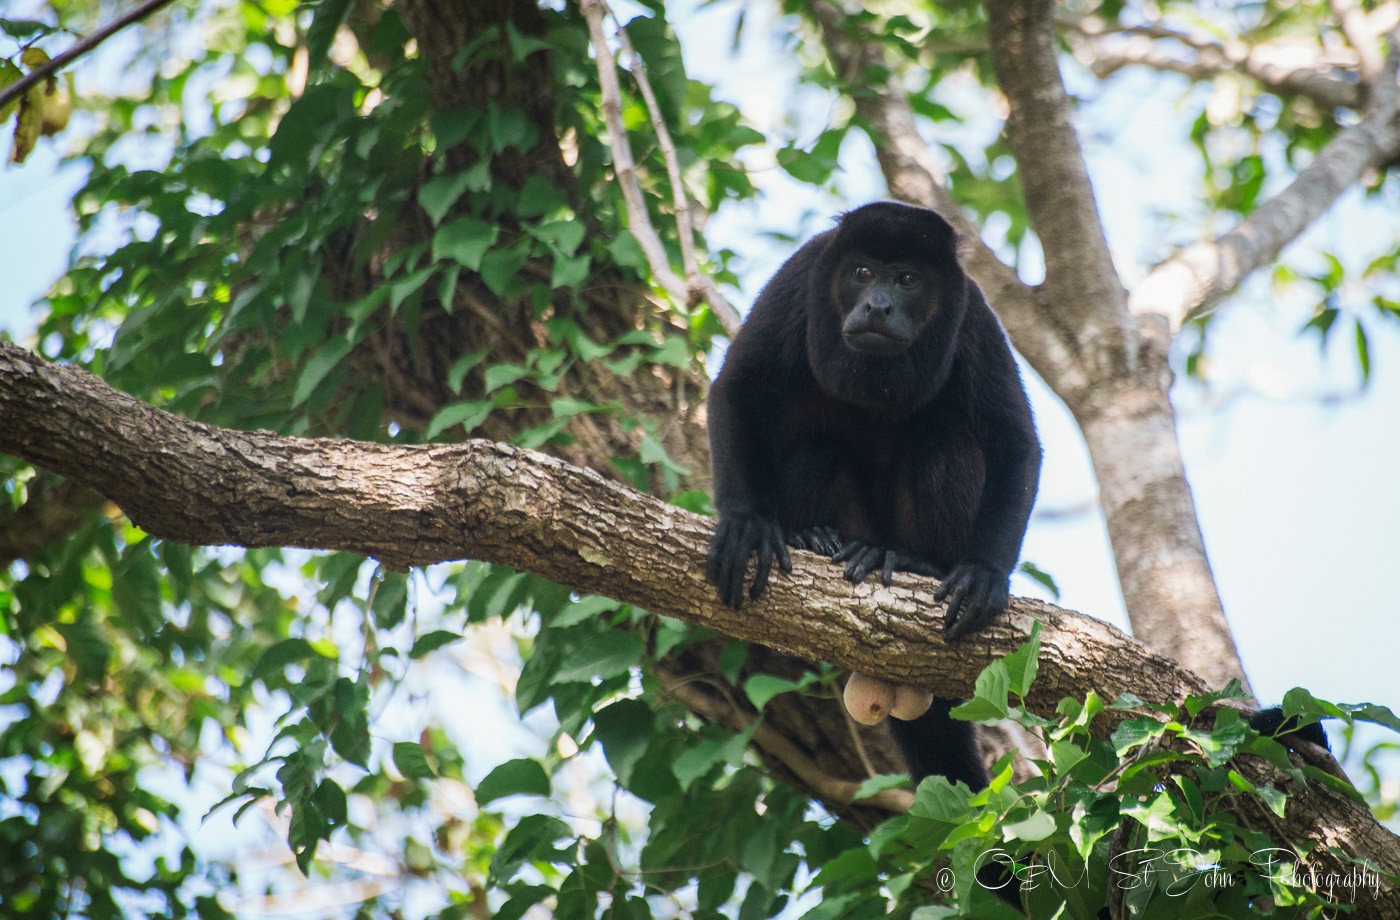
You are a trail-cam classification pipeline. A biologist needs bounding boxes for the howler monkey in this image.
[705,201,1041,791]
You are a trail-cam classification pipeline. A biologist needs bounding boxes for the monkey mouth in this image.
[843,329,911,356]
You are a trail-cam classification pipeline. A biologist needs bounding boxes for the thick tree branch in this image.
[2,338,1398,910]
[984,0,1134,376]
[1131,35,1400,328]
[801,0,1078,387]
[977,1,1253,690]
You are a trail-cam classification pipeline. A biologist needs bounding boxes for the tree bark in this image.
[3,338,1398,913]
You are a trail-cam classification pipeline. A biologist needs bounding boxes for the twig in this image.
[1060,16,1364,111]
[577,0,740,337]
[0,0,178,114]
[609,8,741,335]
[659,666,914,813]
[838,685,880,778]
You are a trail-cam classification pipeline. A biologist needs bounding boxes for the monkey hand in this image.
[832,540,941,587]
[707,512,793,608]
[935,562,1010,640]
[786,526,843,556]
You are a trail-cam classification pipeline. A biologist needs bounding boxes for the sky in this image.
[1,0,1396,784]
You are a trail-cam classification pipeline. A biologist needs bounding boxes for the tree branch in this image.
[2,338,1398,908]
[1131,34,1400,327]
[578,0,741,336]
[0,476,104,567]
[0,0,178,113]
[1062,18,1364,111]
[656,664,915,813]
[983,0,1135,374]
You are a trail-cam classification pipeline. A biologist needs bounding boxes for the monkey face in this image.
[834,255,932,355]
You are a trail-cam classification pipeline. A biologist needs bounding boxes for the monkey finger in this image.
[846,546,880,582]
[750,541,773,601]
[942,581,971,637]
[725,529,755,608]
[833,541,862,563]
[777,539,793,574]
[727,555,748,608]
[882,551,896,587]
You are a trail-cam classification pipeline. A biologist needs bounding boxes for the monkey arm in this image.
[938,305,1044,640]
[704,369,792,607]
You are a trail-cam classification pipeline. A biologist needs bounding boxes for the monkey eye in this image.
[897,272,920,288]
[852,265,874,281]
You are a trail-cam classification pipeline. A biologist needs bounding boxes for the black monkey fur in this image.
[704,201,1334,916]
[703,201,1328,790]
[705,201,1041,792]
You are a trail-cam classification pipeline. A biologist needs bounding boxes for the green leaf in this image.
[1018,560,1059,599]
[476,758,551,805]
[1347,702,1400,732]
[551,252,591,289]
[516,418,570,449]
[607,231,648,272]
[389,265,435,314]
[531,219,585,256]
[480,240,532,295]
[1001,620,1042,698]
[489,815,574,882]
[293,335,352,406]
[418,172,474,225]
[432,217,498,270]
[1112,717,1167,754]
[393,741,437,780]
[852,772,912,801]
[253,638,318,681]
[650,336,691,368]
[548,594,620,628]
[1003,809,1056,842]
[744,673,814,710]
[517,175,567,218]
[639,431,690,475]
[484,363,531,393]
[553,631,644,682]
[55,618,112,682]
[550,397,598,418]
[446,348,488,393]
[426,400,492,439]
[672,732,750,789]
[409,630,462,659]
[0,59,23,122]
[592,698,654,786]
[950,660,1009,721]
[306,0,352,62]
[1356,319,1371,384]
[370,570,409,628]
